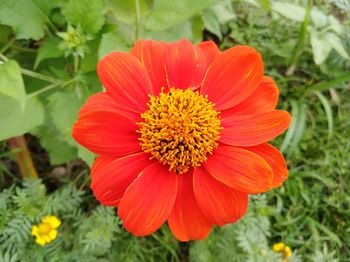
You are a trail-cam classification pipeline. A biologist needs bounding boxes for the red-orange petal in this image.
[221,76,279,118]
[165,39,207,90]
[97,52,153,113]
[131,40,168,94]
[167,172,212,241]
[201,46,263,110]
[221,110,292,146]
[78,92,140,122]
[90,153,152,206]
[118,163,178,236]
[72,111,140,156]
[204,145,273,194]
[244,144,288,188]
[197,41,220,65]
[193,167,248,226]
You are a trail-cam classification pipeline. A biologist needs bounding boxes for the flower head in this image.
[31,215,61,246]
[273,242,292,259]
[72,39,291,241]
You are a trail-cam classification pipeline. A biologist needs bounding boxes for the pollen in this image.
[138,88,222,174]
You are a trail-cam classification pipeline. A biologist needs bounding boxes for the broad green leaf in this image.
[0,60,44,140]
[78,145,95,166]
[209,0,235,24]
[325,32,350,60]
[202,10,222,40]
[145,0,216,31]
[47,89,86,145]
[0,60,25,104]
[144,20,193,42]
[98,31,130,59]
[0,97,44,141]
[310,9,328,27]
[32,120,78,165]
[61,0,105,35]
[271,2,305,22]
[35,37,64,68]
[107,0,151,25]
[328,15,342,34]
[310,30,332,65]
[0,0,55,40]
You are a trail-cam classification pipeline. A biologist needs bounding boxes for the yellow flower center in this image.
[38,223,51,234]
[138,88,222,174]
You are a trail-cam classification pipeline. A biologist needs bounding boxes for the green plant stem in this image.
[7,136,38,179]
[134,0,141,41]
[21,68,65,84]
[0,53,8,61]
[12,45,38,53]
[0,53,64,84]
[0,38,15,54]
[74,55,80,73]
[27,79,76,99]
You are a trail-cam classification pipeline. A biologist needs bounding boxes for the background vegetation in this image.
[0,0,349,261]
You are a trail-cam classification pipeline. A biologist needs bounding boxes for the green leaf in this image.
[61,0,105,35]
[98,31,129,59]
[209,0,235,24]
[0,60,25,104]
[32,121,78,165]
[78,145,95,166]
[0,62,44,140]
[313,91,334,139]
[271,2,305,22]
[310,29,332,65]
[144,20,193,42]
[47,89,87,145]
[35,37,64,68]
[0,0,55,40]
[202,10,222,40]
[325,32,350,60]
[310,9,328,27]
[107,0,151,25]
[0,97,44,140]
[146,0,216,31]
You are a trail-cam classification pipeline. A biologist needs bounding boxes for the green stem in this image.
[134,0,141,41]
[0,53,8,61]
[74,55,80,73]
[21,68,65,84]
[0,38,15,54]
[27,79,76,99]
[12,45,38,53]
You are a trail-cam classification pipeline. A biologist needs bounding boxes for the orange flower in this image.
[72,39,291,241]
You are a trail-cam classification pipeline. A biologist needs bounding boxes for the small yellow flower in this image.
[273,242,292,260]
[31,215,61,246]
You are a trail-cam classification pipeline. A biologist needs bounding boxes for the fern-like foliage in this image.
[189,196,302,262]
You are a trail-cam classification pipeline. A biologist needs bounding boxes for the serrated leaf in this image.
[61,0,105,35]
[310,30,332,65]
[107,0,151,25]
[0,0,55,40]
[146,0,215,31]
[271,2,305,22]
[35,37,64,68]
[98,31,129,59]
